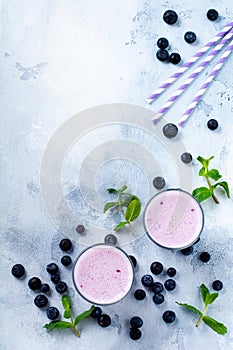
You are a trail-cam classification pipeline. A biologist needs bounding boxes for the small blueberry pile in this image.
[90,307,111,328]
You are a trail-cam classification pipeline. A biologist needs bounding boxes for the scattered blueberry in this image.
[157,37,169,49]
[212,280,223,291]
[46,263,59,275]
[162,310,176,323]
[129,328,142,340]
[199,252,211,263]
[150,261,163,275]
[207,119,218,130]
[184,31,197,44]
[129,255,137,268]
[153,293,164,305]
[181,152,192,164]
[34,294,48,308]
[151,282,163,294]
[163,123,178,138]
[104,234,118,246]
[61,255,72,267]
[164,279,176,291]
[76,224,85,234]
[141,274,154,288]
[46,306,60,320]
[55,281,67,293]
[167,267,176,277]
[51,274,60,284]
[180,246,194,256]
[130,316,143,328]
[134,289,146,300]
[11,264,25,278]
[28,277,42,291]
[91,306,102,319]
[207,9,218,21]
[59,238,72,252]
[163,10,178,25]
[153,176,165,190]
[98,314,111,327]
[169,53,181,65]
[40,283,50,294]
[156,49,169,62]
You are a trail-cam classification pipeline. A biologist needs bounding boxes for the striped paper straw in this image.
[151,28,233,124]
[178,39,233,126]
[146,20,233,104]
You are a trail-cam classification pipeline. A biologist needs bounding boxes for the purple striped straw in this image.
[146,20,233,104]
[178,39,233,126]
[151,28,233,124]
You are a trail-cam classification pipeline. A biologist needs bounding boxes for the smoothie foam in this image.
[144,189,204,249]
[73,244,134,305]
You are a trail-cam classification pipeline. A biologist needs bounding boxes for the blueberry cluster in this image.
[156,37,181,65]
[90,307,111,328]
[129,316,143,340]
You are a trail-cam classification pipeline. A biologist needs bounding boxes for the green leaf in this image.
[192,187,212,202]
[207,169,222,181]
[200,284,210,304]
[64,310,72,319]
[175,302,202,315]
[119,193,133,207]
[62,295,71,311]
[114,221,128,231]
[197,156,214,169]
[74,305,95,326]
[206,292,219,305]
[107,188,117,193]
[212,181,230,198]
[125,198,141,222]
[44,321,72,330]
[202,316,227,335]
[199,167,207,176]
[103,201,118,213]
[119,185,127,193]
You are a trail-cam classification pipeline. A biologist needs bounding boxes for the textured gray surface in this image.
[1,1,233,349]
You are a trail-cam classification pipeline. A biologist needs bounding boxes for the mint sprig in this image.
[44,295,94,337]
[176,284,227,335]
[192,156,230,204]
[104,185,141,235]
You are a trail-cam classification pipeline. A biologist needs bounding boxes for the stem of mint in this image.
[205,175,219,204]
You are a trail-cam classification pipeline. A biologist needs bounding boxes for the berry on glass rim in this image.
[181,152,192,164]
[153,176,165,190]
[163,10,178,25]
[91,306,102,319]
[157,37,169,49]
[104,234,118,246]
[156,49,169,62]
[169,53,181,65]
[180,246,194,255]
[184,31,197,44]
[163,123,178,138]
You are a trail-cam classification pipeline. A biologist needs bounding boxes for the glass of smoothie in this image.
[72,243,134,305]
[143,189,204,249]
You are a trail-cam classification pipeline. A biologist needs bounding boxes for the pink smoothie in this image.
[144,189,204,249]
[73,244,134,305]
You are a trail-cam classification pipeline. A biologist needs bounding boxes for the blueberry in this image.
[104,234,118,246]
[157,37,169,49]
[76,224,85,234]
[59,238,72,252]
[55,281,67,293]
[141,274,154,287]
[129,328,142,340]
[163,123,178,138]
[151,282,163,294]
[150,261,163,275]
[164,279,176,291]
[207,119,218,130]
[28,277,42,290]
[51,274,60,284]
[212,280,223,291]
[167,267,176,277]
[181,152,192,164]
[162,310,176,323]
[134,289,146,300]
[153,293,164,304]
[129,255,137,268]
[130,316,143,328]
[46,263,59,275]
[91,306,102,319]
[163,10,178,25]
[207,9,218,21]
[199,252,210,263]
[180,246,194,255]
[184,31,197,44]
[153,176,165,190]
[169,53,181,65]
[156,49,169,62]
[34,294,48,308]
[11,264,25,278]
[40,283,50,294]
[98,314,111,327]
[61,255,72,267]
[46,306,60,320]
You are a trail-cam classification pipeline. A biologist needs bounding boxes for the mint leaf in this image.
[44,321,72,330]
[199,167,207,176]
[107,188,117,193]
[207,169,222,181]
[64,310,72,319]
[103,202,118,213]
[114,221,128,231]
[197,156,214,169]
[200,284,210,304]
[206,292,219,305]
[119,185,127,193]
[62,295,71,311]
[192,187,212,202]
[119,193,133,207]
[202,316,227,335]
[175,302,202,315]
[74,306,95,326]
[125,198,141,222]
[212,181,230,198]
